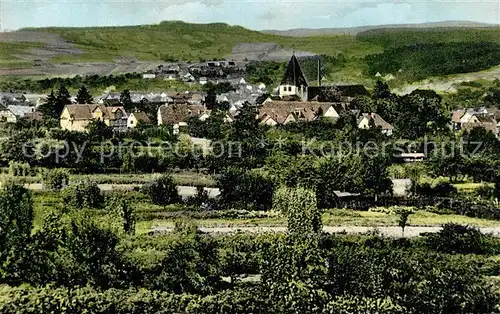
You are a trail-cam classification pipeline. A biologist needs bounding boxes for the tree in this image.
[62,181,104,209]
[106,194,135,234]
[397,208,412,236]
[395,91,448,139]
[42,169,69,191]
[0,184,33,283]
[217,167,274,211]
[372,80,391,99]
[274,186,322,234]
[55,85,72,117]
[75,85,93,104]
[120,89,133,110]
[149,235,221,294]
[86,119,113,141]
[495,175,500,200]
[39,90,58,120]
[141,174,181,208]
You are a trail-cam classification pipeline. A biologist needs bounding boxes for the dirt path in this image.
[151,225,500,238]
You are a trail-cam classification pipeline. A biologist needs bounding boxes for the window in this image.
[288,86,292,92]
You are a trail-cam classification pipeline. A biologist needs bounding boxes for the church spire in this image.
[280,54,308,88]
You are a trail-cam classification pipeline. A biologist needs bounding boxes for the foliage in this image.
[365,42,500,82]
[75,85,94,104]
[423,223,500,254]
[396,208,412,235]
[147,235,221,294]
[141,174,181,208]
[8,161,32,177]
[274,186,322,234]
[323,296,405,314]
[62,181,104,209]
[261,234,328,313]
[216,167,274,211]
[104,192,137,234]
[42,168,69,191]
[0,185,33,284]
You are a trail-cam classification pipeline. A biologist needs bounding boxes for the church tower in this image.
[279,53,309,101]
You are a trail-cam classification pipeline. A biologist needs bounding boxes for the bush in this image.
[62,181,104,209]
[217,167,274,211]
[8,161,32,177]
[323,296,405,314]
[415,181,457,197]
[141,174,181,208]
[423,223,500,254]
[42,169,69,191]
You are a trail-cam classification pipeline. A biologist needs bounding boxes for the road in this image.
[24,183,220,199]
[24,179,407,198]
[150,225,500,238]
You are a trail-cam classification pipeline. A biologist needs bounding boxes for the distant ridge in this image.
[262,21,500,37]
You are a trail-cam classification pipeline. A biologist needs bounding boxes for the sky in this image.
[1,0,499,31]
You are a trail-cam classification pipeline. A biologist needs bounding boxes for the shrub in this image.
[42,169,69,191]
[415,181,457,197]
[8,161,32,177]
[217,167,274,211]
[106,193,135,234]
[423,223,500,254]
[274,186,322,234]
[62,181,104,209]
[141,174,181,208]
[323,296,405,314]
[476,184,496,199]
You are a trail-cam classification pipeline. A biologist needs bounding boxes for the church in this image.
[277,54,368,103]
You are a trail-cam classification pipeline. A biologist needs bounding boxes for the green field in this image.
[0,42,40,68]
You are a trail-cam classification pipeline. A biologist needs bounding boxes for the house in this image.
[7,105,36,119]
[462,116,499,136]
[0,106,17,123]
[357,113,393,135]
[157,104,210,131]
[258,101,343,126]
[127,111,151,129]
[451,107,500,136]
[142,73,156,79]
[60,104,128,132]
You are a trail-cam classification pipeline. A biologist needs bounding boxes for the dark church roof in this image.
[281,55,308,87]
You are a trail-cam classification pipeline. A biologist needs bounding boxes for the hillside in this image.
[1,21,500,87]
[262,21,498,36]
[17,21,380,62]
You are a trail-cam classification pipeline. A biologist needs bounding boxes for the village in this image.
[1,54,498,140]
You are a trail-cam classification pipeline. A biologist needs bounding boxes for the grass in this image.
[28,22,382,63]
[147,208,500,231]
[0,42,41,69]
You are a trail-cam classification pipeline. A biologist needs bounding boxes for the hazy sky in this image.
[1,0,499,31]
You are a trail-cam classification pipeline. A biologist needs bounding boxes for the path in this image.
[23,179,406,197]
[150,225,500,238]
[24,183,220,199]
